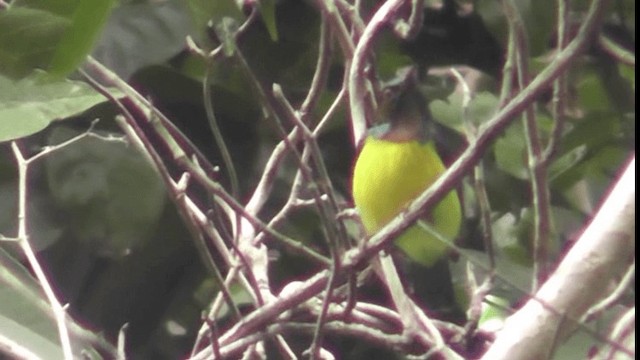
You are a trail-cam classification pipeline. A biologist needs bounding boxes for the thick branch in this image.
[481,157,635,359]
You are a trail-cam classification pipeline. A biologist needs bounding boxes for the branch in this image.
[190,0,613,356]
[348,0,406,145]
[355,0,613,267]
[481,156,635,359]
[502,0,553,289]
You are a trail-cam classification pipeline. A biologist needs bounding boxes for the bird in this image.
[351,69,462,267]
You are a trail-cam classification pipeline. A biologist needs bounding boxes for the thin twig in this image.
[392,0,424,40]
[8,126,117,359]
[581,262,635,323]
[348,0,407,145]
[598,34,636,66]
[191,1,614,356]
[311,0,355,59]
[503,0,552,289]
[306,263,339,360]
[12,142,75,360]
[202,64,240,200]
[450,68,496,269]
[83,57,330,266]
[544,0,570,163]
[300,17,333,119]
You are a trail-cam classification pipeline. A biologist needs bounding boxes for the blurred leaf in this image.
[550,206,584,246]
[561,145,628,213]
[12,0,81,15]
[236,1,320,89]
[553,328,600,360]
[450,248,533,303]
[0,0,115,78]
[618,63,635,91]
[552,112,625,195]
[258,0,279,41]
[548,145,588,181]
[430,91,498,134]
[430,91,464,132]
[92,0,193,79]
[49,0,115,77]
[468,92,499,127]
[0,312,65,358]
[494,122,528,180]
[184,0,244,50]
[214,17,240,57]
[491,211,531,266]
[478,295,510,332]
[0,73,111,142]
[492,206,572,266]
[0,248,64,359]
[494,115,552,180]
[576,72,611,112]
[375,31,414,80]
[0,247,103,358]
[211,282,255,321]
[0,7,70,78]
[45,126,166,258]
[476,0,555,56]
[559,112,621,157]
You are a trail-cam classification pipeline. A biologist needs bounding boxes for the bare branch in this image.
[481,157,635,359]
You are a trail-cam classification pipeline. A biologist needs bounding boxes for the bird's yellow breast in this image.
[352,137,445,232]
[351,136,461,266]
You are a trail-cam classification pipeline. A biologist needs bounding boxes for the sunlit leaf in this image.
[0,73,111,142]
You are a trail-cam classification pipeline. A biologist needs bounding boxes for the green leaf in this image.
[478,295,510,332]
[551,111,625,195]
[493,206,568,263]
[49,0,116,77]
[553,145,628,215]
[619,63,635,92]
[0,247,102,358]
[0,7,70,78]
[559,111,621,155]
[430,91,498,133]
[185,0,244,49]
[468,92,499,127]
[494,122,528,180]
[576,72,611,112]
[491,211,532,266]
[476,0,555,56]
[494,115,552,180]
[0,73,111,142]
[215,17,241,57]
[429,92,464,132]
[450,248,533,302]
[12,0,81,16]
[0,248,63,359]
[375,30,414,80]
[0,0,115,78]
[548,145,588,181]
[258,0,279,41]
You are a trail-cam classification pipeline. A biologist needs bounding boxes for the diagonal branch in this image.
[480,156,635,360]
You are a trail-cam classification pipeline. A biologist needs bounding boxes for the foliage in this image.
[0,0,635,359]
